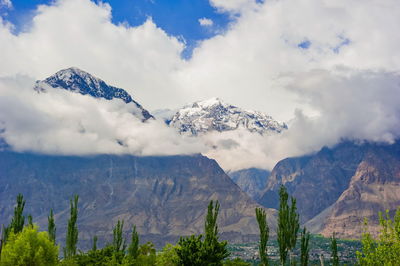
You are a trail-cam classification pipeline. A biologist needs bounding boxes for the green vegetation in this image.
[331,232,339,266]
[356,208,400,265]
[255,207,269,266]
[48,209,56,243]
[0,225,59,266]
[64,194,79,259]
[300,227,310,266]
[2,190,400,265]
[176,200,229,265]
[277,185,300,265]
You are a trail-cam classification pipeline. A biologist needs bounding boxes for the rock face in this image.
[0,151,276,248]
[259,140,400,238]
[317,145,400,238]
[168,97,287,135]
[228,168,270,201]
[34,67,153,121]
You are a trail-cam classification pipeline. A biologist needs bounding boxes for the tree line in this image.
[0,185,399,265]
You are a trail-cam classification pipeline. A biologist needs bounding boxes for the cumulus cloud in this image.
[198,17,213,27]
[0,0,400,171]
[0,75,204,156]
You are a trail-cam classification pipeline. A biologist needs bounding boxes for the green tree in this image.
[277,185,299,266]
[64,194,79,259]
[331,232,339,266]
[0,225,59,266]
[255,207,269,266]
[300,227,310,266]
[202,200,229,265]
[47,209,56,243]
[127,224,139,260]
[10,193,26,235]
[92,235,98,252]
[113,220,126,253]
[357,209,400,265]
[176,235,204,266]
[176,200,229,266]
[155,243,180,266]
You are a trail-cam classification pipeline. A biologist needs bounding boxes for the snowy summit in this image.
[169,97,287,135]
[34,67,153,121]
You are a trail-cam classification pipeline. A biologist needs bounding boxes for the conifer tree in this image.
[331,232,339,266]
[48,209,56,243]
[256,207,269,266]
[300,227,310,266]
[128,225,139,259]
[64,194,79,258]
[277,185,299,266]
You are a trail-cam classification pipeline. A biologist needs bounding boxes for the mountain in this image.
[0,151,276,248]
[168,97,287,135]
[228,168,270,201]
[258,140,400,238]
[34,67,153,121]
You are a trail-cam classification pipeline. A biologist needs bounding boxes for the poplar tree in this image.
[300,227,310,266]
[331,232,339,266]
[48,209,56,243]
[256,207,269,266]
[128,225,139,259]
[202,200,229,265]
[92,235,98,252]
[277,185,299,266]
[64,195,79,259]
[10,193,26,234]
[113,220,126,253]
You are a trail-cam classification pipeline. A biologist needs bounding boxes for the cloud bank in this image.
[1,0,400,170]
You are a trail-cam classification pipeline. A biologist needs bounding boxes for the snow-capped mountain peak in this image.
[34,67,153,121]
[169,98,287,135]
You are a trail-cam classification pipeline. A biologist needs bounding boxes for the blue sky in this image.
[2,0,233,58]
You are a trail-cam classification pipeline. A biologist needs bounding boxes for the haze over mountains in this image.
[0,67,400,245]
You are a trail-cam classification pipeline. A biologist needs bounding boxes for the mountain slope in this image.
[34,67,153,121]
[0,151,276,248]
[228,168,270,201]
[259,140,400,238]
[168,97,287,135]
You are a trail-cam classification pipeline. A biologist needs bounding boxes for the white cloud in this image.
[1,0,400,171]
[0,75,205,156]
[198,17,213,27]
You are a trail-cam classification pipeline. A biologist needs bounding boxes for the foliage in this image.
[70,244,114,266]
[203,200,229,265]
[0,225,59,266]
[300,227,310,266]
[277,185,299,266]
[127,225,139,260]
[155,243,179,266]
[176,235,204,266]
[176,200,229,266]
[64,195,79,259]
[357,209,400,265]
[255,207,269,266]
[48,209,56,243]
[330,232,339,266]
[92,235,98,252]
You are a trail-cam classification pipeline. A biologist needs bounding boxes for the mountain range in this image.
[1,67,399,244]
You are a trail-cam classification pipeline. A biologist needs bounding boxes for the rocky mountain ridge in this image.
[168,97,287,135]
[34,67,153,121]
